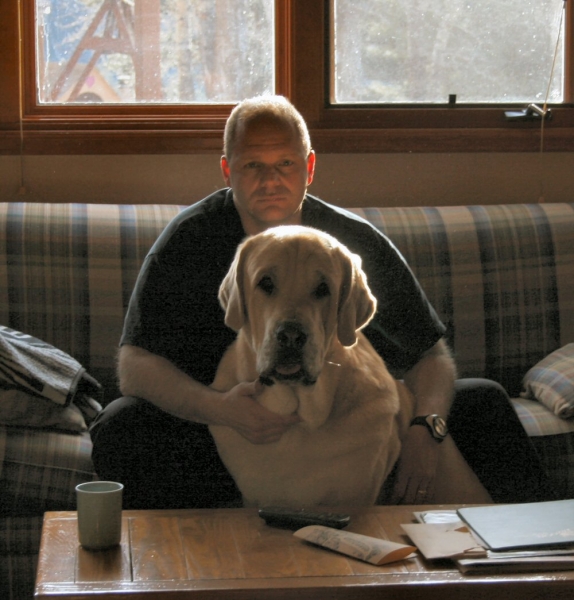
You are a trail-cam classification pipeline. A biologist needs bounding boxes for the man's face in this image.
[221,118,315,235]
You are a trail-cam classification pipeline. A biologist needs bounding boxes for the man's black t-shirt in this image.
[121,188,445,385]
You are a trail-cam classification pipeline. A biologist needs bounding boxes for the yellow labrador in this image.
[209,225,413,507]
[209,225,490,507]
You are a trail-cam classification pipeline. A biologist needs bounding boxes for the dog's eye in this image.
[257,276,275,296]
[314,281,330,299]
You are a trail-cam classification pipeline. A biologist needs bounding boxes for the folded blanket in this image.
[0,326,101,406]
[0,326,102,432]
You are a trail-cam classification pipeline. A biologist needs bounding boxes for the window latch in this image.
[504,103,552,121]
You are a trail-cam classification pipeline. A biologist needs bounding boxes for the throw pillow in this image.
[520,344,574,419]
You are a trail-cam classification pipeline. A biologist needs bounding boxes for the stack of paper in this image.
[403,500,574,575]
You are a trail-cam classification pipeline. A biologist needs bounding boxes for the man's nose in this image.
[260,165,281,182]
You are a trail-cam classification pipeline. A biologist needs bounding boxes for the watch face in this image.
[432,416,448,438]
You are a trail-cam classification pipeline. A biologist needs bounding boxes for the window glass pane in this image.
[332,0,564,104]
[36,0,274,104]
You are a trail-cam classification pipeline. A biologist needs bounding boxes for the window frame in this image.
[1,0,573,155]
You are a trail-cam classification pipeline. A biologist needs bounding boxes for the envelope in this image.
[401,523,486,560]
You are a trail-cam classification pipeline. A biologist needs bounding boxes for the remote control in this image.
[258,506,351,530]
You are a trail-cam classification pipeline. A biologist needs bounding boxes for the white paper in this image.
[414,510,461,525]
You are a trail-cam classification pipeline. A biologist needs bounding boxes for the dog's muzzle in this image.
[261,321,316,386]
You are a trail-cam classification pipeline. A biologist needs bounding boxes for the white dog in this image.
[209,225,413,507]
[210,225,489,507]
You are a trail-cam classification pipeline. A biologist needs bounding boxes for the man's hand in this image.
[389,425,440,504]
[118,346,299,442]
[392,339,456,504]
[219,380,300,444]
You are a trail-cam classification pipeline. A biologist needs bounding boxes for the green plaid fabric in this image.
[520,343,574,418]
[530,432,574,500]
[0,424,95,593]
[354,204,574,396]
[0,426,95,515]
[0,516,43,555]
[0,203,184,403]
[512,398,574,437]
[0,550,38,600]
[2,202,572,402]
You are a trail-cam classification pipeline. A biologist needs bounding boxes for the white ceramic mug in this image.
[75,481,123,550]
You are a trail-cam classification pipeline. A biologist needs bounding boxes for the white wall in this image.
[1,153,573,207]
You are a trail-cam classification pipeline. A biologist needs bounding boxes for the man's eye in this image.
[313,281,330,299]
[257,276,275,296]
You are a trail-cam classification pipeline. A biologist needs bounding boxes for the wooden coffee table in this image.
[35,505,574,599]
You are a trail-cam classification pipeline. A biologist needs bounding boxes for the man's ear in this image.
[306,151,316,186]
[218,245,247,331]
[221,155,231,187]
[337,251,377,347]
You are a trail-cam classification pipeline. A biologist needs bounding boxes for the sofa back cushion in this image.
[0,204,183,402]
[353,204,574,395]
[1,202,572,400]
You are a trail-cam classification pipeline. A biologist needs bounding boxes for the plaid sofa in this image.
[1,201,573,598]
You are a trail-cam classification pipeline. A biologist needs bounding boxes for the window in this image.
[332,0,564,105]
[36,0,275,104]
[1,1,572,155]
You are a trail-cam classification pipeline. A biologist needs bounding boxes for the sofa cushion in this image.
[511,397,574,436]
[0,550,38,600]
[0,389,88,432]
[511,397,574,499]
[352,204,574,396]
[0,203,184,404]
[528,432,574,501]
[520,344,574,419]
[0,426,95,516]
[0,515,43,556]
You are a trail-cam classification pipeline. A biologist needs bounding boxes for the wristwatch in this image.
[410,414,448,443]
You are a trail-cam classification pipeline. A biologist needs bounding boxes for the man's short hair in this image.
[223,95,312,159]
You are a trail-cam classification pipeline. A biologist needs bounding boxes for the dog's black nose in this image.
[276,322,307,349]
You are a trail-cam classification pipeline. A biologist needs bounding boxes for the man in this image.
[91,95,553,509]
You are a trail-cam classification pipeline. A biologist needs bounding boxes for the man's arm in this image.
[118,344,299,444]
[403,337,456,416]
[390,338,457,503]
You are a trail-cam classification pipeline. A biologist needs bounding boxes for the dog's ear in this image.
[218,244,247,332]
[337,250,377,347]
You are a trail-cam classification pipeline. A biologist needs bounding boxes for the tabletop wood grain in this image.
[35,506,574,599]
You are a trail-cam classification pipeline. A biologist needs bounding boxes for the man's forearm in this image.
[118,344,300,444]
[118,344,223,424]
[402,339,457,417]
